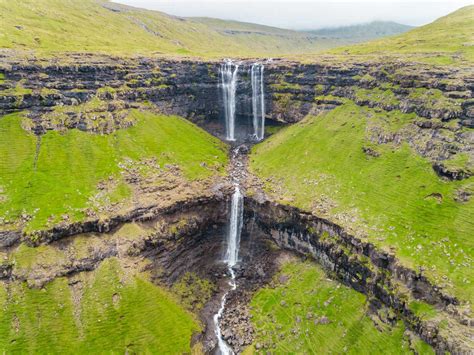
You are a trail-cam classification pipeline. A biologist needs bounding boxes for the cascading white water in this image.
[225,187,243,267]
[251,63,265,141]
[214,186,244,355]
[220,60,239,141]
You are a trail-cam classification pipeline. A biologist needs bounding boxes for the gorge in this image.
[0,51,473,353]
[0,4,473,353]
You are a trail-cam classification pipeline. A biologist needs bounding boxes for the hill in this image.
[331,5,474,64]
[306,21,413,43]
[0,0,339,57]
[1,1,471,62]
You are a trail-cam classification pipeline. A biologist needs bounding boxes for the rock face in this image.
[3,55,471,124]
[0,192,230,283]
[1,52,472,172]
[0,54,223,133]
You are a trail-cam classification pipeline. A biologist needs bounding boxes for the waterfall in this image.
[225,187,243,267]
[251,63,265,141]
[214,186,244,355]
[220,60,239,141]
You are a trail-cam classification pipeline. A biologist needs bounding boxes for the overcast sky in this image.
[112,0,473,29]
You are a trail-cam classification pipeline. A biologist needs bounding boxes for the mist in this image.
[111,0,474,29]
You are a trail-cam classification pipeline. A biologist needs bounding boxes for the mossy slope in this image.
[0,110,227,231]
[247,260,433,354]
[0,258,200,353]
[250,101,473,303]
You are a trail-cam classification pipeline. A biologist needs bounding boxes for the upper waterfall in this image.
[220,60,239,141]
[251,63,265,141]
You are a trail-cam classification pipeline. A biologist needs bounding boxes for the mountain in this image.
[331,5,474,64]
[306,21,414,43]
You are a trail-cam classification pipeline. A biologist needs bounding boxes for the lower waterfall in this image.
[214,186,244,355]
[251,63,265,141]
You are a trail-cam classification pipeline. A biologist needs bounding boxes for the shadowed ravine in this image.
[213,60,263,354]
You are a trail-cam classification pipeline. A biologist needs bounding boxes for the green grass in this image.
[0,0,337,58]
[249,260,430,354]
[408,301,438,320]
[353,87,400,106]
[331,5,474,64]
[0,258,200,353]
[3,1,470,61]
[250,101,474,304]
[407,88,463,112]
[171,272,215,311]
[1,81,33,97]
[271,81,302,91]
[0,110,227,231]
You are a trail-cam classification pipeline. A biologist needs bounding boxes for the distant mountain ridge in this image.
[305,21,414,42]
[331,5,474,64]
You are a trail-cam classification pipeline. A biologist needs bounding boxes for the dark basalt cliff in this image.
[1,52,473,353]
[1,54,473,125]
[1,53,472,177]
[0,194,229,285]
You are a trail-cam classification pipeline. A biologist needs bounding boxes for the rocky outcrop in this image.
[0,53,223,135]
[24,191,230,247]
[1,195,229,287]
[1,53,472,127]
[432,162,473,180]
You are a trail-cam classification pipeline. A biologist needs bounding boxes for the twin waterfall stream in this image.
[214,60,266,354]
[220,59,266,142]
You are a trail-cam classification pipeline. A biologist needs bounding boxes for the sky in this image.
[112,0,473,29]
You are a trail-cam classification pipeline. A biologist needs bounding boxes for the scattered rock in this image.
[319,316,331,325]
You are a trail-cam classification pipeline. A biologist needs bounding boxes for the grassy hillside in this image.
[246,260,432,354]
[0,258,200,353]
[0,0,471,61]
[250,101,473,304]
[307,21,413,43]
[190,17,345,52]
[331,5,474,64]
[0,110,227,232]
[0,0,337,57]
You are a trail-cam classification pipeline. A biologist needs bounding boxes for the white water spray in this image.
[220,60,239,141]
[214,186,244,355]
[251,63,265,141]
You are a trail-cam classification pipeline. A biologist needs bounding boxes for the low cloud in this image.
[112,0,474,29]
